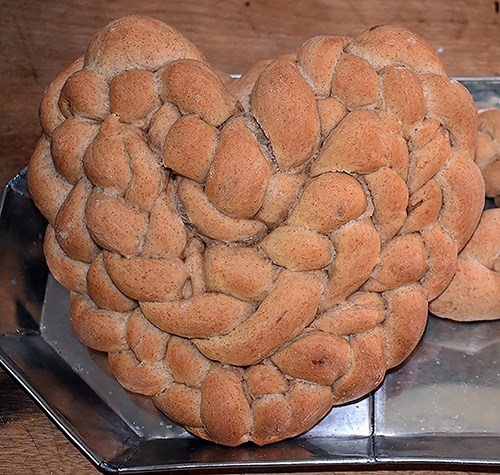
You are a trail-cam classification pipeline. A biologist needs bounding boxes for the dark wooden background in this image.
[1,0,499,473]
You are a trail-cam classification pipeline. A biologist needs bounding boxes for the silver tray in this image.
[1,78,499,473]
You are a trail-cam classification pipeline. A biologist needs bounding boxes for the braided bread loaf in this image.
[476,109,500,205]
[28,16,485,446]
[429,109,500,321]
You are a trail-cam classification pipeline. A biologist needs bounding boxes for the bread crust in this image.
[429,109,500,322]
[28,16,486,445]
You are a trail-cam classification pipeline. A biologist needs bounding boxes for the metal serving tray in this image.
[0,78,499,473]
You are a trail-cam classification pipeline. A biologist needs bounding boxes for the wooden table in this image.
[1,1,499,473]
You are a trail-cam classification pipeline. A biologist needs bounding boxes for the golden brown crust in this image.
[430,208,500,321]
[314,292,385,336]
[311,110,408,177]
[332,327,386,404]
[70,292,130,352]
[109,70,159,127]
[39,57,85,136]
[381,66,426,137]
[346,25,446,75]
[476,109,500,204]
[86,253,137,312]
[203,246,277,302]
[259,225,334,271]
[84,15,207,76]
[321,219,381,309]
[331,53,379,108]
[271,331,351,386]
[154,383,202,428]
[28,16,486,446]
[365,167,408,241]
[51,118,99,184]
[383,285,428,368]
[245,364,288,398]
[43,226,88,293]
[298,35,349,97]
[205,116,272,218]
[159,59,238,127]
[163,114,217,182]
[59,69,109,121]
[436,153,485,251]
[200,366,251,445]
[193,271,324,366]
[54,179,99,263]
[251,55,321,171]
[140,293,253,338]
[28,137,73,224]
[428,108,498,322]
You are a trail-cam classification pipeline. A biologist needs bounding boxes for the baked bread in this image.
[429,208,500,321]
[429,108,500,321]
[476,109,500,205]
[28,16,485,445]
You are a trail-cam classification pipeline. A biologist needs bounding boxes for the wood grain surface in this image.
[0,0,499,474]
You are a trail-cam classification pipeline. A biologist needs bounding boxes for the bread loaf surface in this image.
[429,108,500,322]
[28,16,485,445]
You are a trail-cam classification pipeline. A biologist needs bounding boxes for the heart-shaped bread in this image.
[28,16,485,445]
